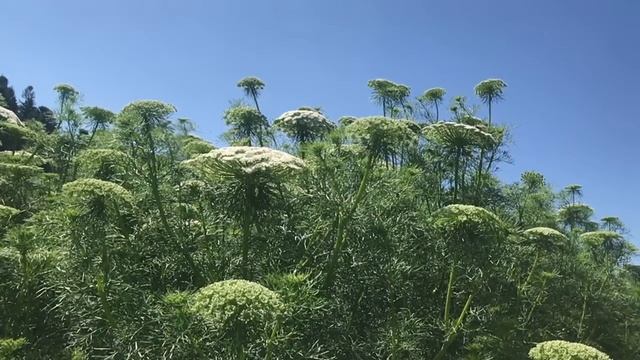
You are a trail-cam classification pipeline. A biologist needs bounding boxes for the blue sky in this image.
[3,0,639,248]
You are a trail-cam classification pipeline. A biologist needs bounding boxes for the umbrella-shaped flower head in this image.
[346,116,418,159]
[579,230,636,264]
[423,121,495,149]
[184,146,304,178]
[274,109,335,143]
[523,227,568,251]
[62,178,134,214]
[431,204,505,266]
[528,340,611,360]
[181,135,215,158]
[75,148,130,181]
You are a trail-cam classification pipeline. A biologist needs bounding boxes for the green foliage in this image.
[224,105,270,146]
[75,148,130,181]
[0,75,638,360]
[0,338,26,359]
[0,122,32,151]
[529,340,611,360]
[181,134,215,157]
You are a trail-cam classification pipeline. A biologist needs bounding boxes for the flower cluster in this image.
[182,135,215,158]
[579,231,622,247]
[347,116,418,157]
[274,109,335,142]
[0,106,24,126]
[185,146,304,177]
[423,121,495,148]
[528,340,611,360]
[523,227,568,250]
[430,205,505,263]
[189,279,283,332]
[432,204,503,234]
[75,149,130,180]
[62,178,134,208]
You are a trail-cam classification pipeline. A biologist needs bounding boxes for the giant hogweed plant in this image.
[184,146,304,278]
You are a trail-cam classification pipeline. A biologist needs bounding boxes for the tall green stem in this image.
[433,293,474,360]
[444,264,456,323]
[324,154,375,288]
[241,185,253,279]
[453,147,461,202]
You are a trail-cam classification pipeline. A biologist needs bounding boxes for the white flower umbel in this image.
[423,121,495,148]
[274,109,334,142]
[185,146,304,176]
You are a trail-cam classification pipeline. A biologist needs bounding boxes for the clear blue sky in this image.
[3,0,639,249]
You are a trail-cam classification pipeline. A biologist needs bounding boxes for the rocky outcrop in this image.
[0,106,24,126]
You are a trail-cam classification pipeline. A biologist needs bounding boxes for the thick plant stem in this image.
[444,264,456,323]
[520,252,539,295]
[324,154,375,289]
[144,123,201,285]
[453,147,461,202]
[241,206,252,279]
[433,293,474,360]
[578,292,588,340]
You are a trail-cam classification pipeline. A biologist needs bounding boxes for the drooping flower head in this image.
[557,203,595,231]
[0,162,43,178]
[274,109,335,143]
[528,340,611,360]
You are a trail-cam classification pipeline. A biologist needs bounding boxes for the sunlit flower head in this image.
[528,340,611,360]
[184,146,304,176]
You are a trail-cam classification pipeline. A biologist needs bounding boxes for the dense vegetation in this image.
[0,74,638,359]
